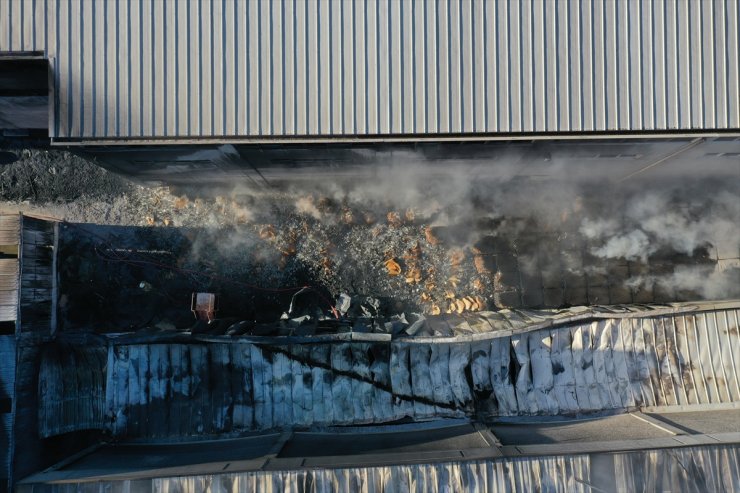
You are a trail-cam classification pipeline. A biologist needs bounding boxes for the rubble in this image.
[1,149,738,333]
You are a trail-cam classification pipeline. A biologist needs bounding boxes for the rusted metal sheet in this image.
[102,305,740,438]
[1,0,739,142]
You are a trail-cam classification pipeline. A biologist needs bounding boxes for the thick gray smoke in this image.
[580,188,740,262]
[7,145,738,306]
[272,148,740,303]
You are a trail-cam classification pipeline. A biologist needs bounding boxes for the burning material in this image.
[402,242,423,284]
[424,226,440,246]
[384,258,402,276]
[363,211,377,225]
[471,246,491,275]
[321,255,333,276]
[341,207,355,225]
[405,266,422,284]
[258,224,276,240]
[173,196,189,209]
[492,271,510,309]
[446,295,485,314]
[386,211,403,228]
[403,242,422,261]
[448,248,465,268]
[295,196,323,220]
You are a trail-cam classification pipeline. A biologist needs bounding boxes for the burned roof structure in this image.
[1,0,739,491]
[0,213,737,492]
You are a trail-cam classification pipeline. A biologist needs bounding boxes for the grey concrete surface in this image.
[278,424,487,458]
[490,414,670,446]
[20,409,740,486]
[648,410,740,435]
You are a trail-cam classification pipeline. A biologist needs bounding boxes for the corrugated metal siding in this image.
[16,445,740,493]
[0,336,16,485]
[0,215,20,246]
[19,216,56,334]
[103,307,740,438]
[0,259,19,322]
[1,0,739,140]
[0,215,20,324]
[12,339,46,487]
[37,344,107,438]
[0,337,15,401]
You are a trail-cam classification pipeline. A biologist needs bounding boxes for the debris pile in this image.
[2,148,738,334]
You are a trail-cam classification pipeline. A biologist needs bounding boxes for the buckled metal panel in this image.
[101,305,740,438]
[1,0,739,140]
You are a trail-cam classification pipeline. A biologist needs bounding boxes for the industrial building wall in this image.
[15,445,740,493]
[101,306,740,439]
[1,0,739,142]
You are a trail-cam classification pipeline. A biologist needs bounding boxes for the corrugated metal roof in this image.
[0,260,19,323]
[0,336,16,482]
[149,446,739,493]
[1,0,738,142]
[0,215,20,246]
[16,445,740,493]
[18,216,56,334]
[37,344,107,438]
[101,305,740,438]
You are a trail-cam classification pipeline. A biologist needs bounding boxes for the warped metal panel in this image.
[101,305,740,438]
[1,0,738,141]
[37,344,107,438]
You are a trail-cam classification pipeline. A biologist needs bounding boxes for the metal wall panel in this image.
[102,305,740,438]
[1,0,739,141]
[15,445,740,493]
[0,336,15,483]
[0,260,18,322]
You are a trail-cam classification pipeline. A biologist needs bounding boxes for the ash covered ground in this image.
[2,147,739,333]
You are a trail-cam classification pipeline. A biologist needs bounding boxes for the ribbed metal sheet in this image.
[16,445,740,493]
[102,305,740,438]
[37,344,107,438]
[0,215,19,245]
[0,259,19,322]
[0,336,16,483]
[1,0,739,141]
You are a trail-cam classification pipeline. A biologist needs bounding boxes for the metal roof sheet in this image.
[1,0,738,142]
[16,444,740,493]
[98,304,740,438]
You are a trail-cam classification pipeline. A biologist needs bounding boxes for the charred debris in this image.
[55,182,738,341]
